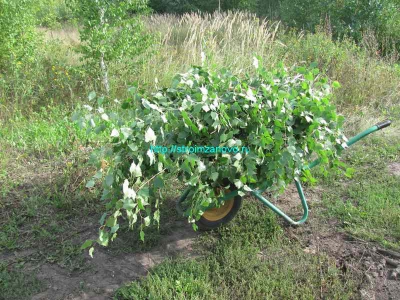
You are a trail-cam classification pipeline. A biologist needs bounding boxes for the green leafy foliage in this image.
[149,0,259,14]
[278,0,400,51]
[0,264,44,300]
[0,0,39,71]
[68,0,153,92]
[76,59,347,252]
[36,0,74,27]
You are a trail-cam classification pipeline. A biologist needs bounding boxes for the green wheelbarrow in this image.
[177,120,392,230]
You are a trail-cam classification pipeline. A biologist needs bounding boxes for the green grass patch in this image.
[115,200,356,300]
[319,133,400,249]
[0,106,90,158]
[325,175,400,249]
[0,264,44,300]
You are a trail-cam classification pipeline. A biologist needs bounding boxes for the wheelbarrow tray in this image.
[177,120,392,227]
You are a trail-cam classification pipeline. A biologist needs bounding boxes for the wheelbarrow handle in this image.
[375,119,392,130]
[305,120,391,171]
[346,119,392,147]
[258,119,393,226]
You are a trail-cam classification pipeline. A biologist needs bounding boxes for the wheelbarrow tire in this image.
[196,184,242,231]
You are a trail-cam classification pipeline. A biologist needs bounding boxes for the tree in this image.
[0,0,39,72]
[69,0,152,94]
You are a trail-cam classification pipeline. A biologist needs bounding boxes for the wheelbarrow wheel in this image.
[196,183,242,231]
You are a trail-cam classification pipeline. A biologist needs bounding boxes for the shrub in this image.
[68,0,153,93]
[36,0,75,27]
[278,0,400,52]
[0,0,39,71]
[149,0,259,14]
[76,59,347,254]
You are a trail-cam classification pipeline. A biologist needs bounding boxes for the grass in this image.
[326,175,400,249]
[0,106,101,273]
[0,105,90,158]
[317,129,400,249]
[115,200,357,300]
[3,12,399,124]
[0,264,44,300]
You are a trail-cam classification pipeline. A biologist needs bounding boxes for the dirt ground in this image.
[3,185,400,300]
[279,184,400,300]
[26,222,198,300]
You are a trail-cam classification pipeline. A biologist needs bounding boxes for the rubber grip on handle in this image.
[375,120,392,130]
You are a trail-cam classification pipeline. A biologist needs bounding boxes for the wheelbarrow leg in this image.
[251,179,309,225]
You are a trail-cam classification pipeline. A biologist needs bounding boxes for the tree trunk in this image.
[99,6,110,94]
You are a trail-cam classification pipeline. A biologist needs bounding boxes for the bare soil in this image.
[25,222,198,300]
[4,183,399,299]
[388,162,400,177]
[277,184,400,300]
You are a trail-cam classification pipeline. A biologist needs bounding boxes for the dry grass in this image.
[16,12,400,132]
[37,26,80,46]
[136,12,281,88]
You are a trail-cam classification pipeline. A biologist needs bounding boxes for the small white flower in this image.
[202,104,210,112]
[200,87,208,95]
[142,98,162,112]
[227,139,236,147]
[246,88,256,102]
[197,161,206,173]
[147,149,155,165]
[129,161,142,177]
[233,153,242,161]
[213,97,219,109]
[243,185,252,192]
[101,113,109,121]
[186,80,194,88]
[98,107,104,114]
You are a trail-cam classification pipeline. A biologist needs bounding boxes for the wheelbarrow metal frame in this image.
[177,120,392,225]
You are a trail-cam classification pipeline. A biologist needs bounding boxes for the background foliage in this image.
[0,0,39,71]
[68,0,152,93]
[147,0,400,52]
